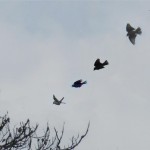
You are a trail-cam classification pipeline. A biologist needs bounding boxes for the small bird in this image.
[72,79,87,88]
[94,58,109,70]
[53,95,65,105]
[126,23,142,45]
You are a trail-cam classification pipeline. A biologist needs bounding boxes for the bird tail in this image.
[136,27,142,35]
[103,60,109,66]
[82,81,87,84]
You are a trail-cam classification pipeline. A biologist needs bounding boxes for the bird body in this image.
[53,95,65,105]
[72,79,87,88]
[126,23,142,45]
[94,59,109,70]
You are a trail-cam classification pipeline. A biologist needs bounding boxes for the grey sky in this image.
[0,1,150,150]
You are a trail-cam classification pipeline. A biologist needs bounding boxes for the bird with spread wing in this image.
[53,95,65,105]
[94,58,109,71]
[126,23,142,45]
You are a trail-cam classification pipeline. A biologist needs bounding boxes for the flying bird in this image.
[126,23,142,45]
[94,58,109,70]
[53,95,65,105]
[72,79,87,88]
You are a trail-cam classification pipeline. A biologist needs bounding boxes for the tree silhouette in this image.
[0,113,90,150]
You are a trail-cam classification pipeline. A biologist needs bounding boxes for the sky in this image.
[0,1,150,150]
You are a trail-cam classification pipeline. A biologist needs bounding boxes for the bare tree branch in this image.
[61,121,90,150]
[0,113,90,150]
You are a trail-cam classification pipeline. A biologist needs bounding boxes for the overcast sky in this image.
[0,1,150,150]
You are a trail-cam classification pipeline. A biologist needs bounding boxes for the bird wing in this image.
[60,97,64,102]
[126,23,135,32]
[53,95,59,102]
[94,59,101,66]
[129,34,136,45]
[74,79,82,84]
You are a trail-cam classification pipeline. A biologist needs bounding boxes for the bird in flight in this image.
[72,79,87,88]
[53,95,65,105]
[94,58,109,70]
[126,23,142,45]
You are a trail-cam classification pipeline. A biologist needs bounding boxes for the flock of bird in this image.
[52,23,142,105]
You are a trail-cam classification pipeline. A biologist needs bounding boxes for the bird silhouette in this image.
[126,23,142,45]
[94,58,109,70]
[72,79,87,88]
[53,95,65,105]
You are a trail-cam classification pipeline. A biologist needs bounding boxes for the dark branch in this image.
[0,113,90,150]
[61,121,90,150]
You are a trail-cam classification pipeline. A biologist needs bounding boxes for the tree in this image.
[0,113,90,150]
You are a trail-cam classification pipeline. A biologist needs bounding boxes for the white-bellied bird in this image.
[53,95,65,105]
